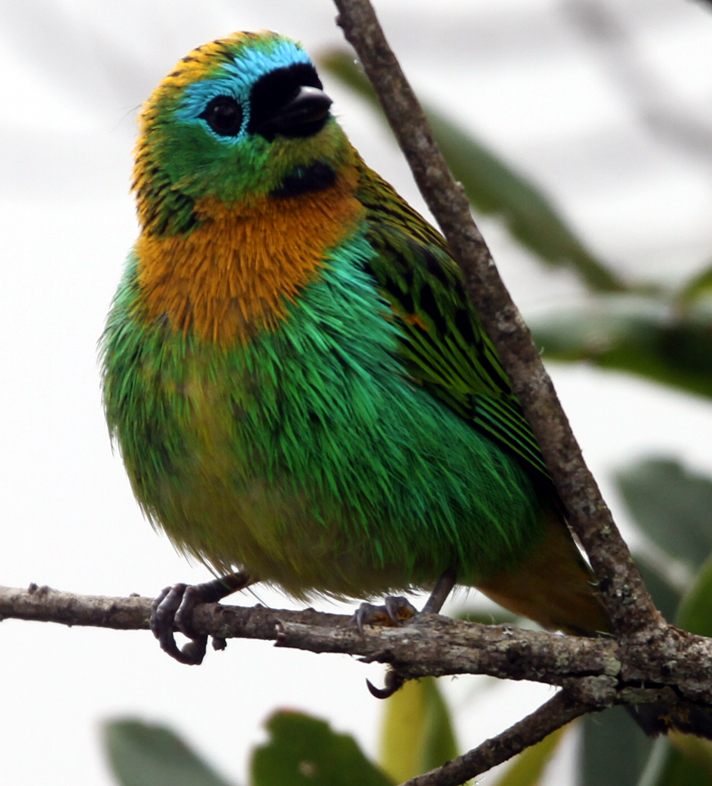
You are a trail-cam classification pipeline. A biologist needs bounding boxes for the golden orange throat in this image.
[135,172,362,345]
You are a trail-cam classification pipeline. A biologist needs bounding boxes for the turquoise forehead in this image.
[175,38,313,124]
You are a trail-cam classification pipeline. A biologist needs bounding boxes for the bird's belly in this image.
[153,444,427,599]
[143,389,420,598]
[137,360,546,601]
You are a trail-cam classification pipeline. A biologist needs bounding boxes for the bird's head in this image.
[134,31,354,234]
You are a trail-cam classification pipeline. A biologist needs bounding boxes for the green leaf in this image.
[493,723,567,786]
[640,737,712,786]
[379,677,458,783]
[635,555,684,624]
[531,296,712,400]
[670,733,712,779]
[677,552,712,638]
[617,458,712,572]
[320,49,623,293]
[250,710,394,786]
[581,707,653,786]
[677,263,712,313]
[103,719,235,786]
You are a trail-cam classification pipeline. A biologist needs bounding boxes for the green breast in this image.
[102,231,547,599]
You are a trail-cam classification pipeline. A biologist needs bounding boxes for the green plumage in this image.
[103,230,546,598]
[101,29,712,743]
[101,31,578,616]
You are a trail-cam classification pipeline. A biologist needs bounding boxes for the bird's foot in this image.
[353,596,417,635]
[356,571,458,700]
[150,572,251,665]
[353,596,416,700]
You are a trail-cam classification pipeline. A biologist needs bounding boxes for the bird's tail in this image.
[476,508,609,636]
[476,508,712,740]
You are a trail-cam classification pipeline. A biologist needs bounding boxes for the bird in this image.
[101,30,707,738]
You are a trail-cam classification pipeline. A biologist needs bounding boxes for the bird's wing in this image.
[356,159,550,482]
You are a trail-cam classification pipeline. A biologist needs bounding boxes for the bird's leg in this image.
[362,569,458,699]
[421,568,457,613]
[150,571,253,665]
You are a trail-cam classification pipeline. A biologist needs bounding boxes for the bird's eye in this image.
[200,96,244,136]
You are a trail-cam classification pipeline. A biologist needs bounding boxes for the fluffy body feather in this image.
[102,32,606,633]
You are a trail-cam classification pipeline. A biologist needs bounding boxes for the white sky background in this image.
[1,1,712,784]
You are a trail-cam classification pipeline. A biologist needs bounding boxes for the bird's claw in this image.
[353,595,416,699]
[150,583,208,665]
[149,572,252,665]
[353,596,417,634]
[367,670,404,700]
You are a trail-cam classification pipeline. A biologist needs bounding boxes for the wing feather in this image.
[355,157,550,482]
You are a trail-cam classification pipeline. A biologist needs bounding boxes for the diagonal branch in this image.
[400,690,587,786]
[331,0,661,638]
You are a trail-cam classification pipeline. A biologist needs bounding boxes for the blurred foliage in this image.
[617,459,712,573]
[635,557,683,625]
[676,263,712,314]
[640,736,712,786]
[582,707,653,786]
[613,459,712,785]
[379,677,458,783]
[493,724,567,786]
[104,720,235,786]
[105,683,571,786]
[677,552,712,643]
[106,712,395,786]
[530,297,712,401]
[251,711,394,786]
[669,734,712,781]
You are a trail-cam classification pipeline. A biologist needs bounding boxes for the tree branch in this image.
[3,585,712,713]
[1,585,615,684]
[401,690,587,786]
[331,0,661,638]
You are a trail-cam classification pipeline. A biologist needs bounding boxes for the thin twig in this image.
[331,0,661,638]
[400,691,587,786]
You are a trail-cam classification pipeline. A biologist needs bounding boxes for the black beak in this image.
[256,86,333,139]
